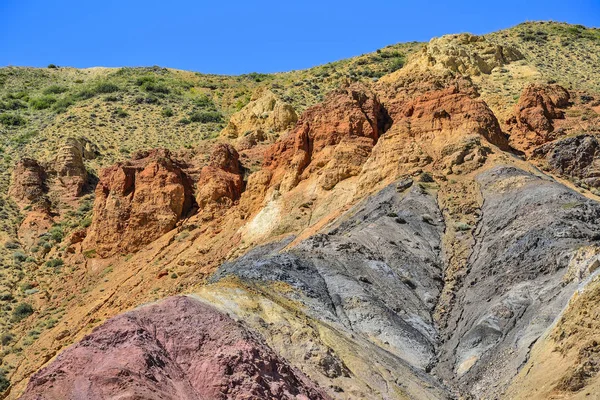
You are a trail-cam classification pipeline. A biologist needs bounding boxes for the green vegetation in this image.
[49,225,64,242]
[0,98,27,111]
[242,72,271,82]
[80,216,92,228]
[189,110,222,123]
[11,130,38,146]
[1,332,14,345]
[29,95,57,110]
[561,201,582,210]
[0,113,26,126]
[83,249,97,259]
[92,82,120,94]
[11,303,33,322]
[487,21,600,94]
[193,94,215,108]
[114,107,128,118]
[12,251,27,263]
[0,370,8,392]
[43,85,68,95]
[455,222,472,231]
[52,97,74,113]
[45,258,64,268]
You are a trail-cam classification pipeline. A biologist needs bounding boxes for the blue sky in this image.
[0,0,598,74]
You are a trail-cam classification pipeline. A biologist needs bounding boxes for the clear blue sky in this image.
[0,0,598,75]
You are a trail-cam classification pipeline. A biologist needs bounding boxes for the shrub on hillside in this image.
[93,82,120,94]
[134,76,170,94]
[193,94,215,108]
[12,251,27,263]
[388,57,405,72]
[11,131,38,146]
[49,225,64,242]
[52,97,74,113]
[4,241,20,250]
[135,76,155,86]
[74,89,95,100]
[189,111,223,123]
[0,370,8,392]
[243,72,270,82]
[0,332,14,346]
[11,302,33,322]
[0,113,26,126]
[74,82,120,100]
[161,107,174,117]
[43,85,68,95]
[45,258,64,268]
[5,91,29,101]
[80,216,92,228]
[29,95,57,110]
[141,82,170,94]
[114,107,128,118]
[0,99,27,111]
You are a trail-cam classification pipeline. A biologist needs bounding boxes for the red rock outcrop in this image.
[196,144,245,211]
[507,83,571,152]
[9,159,54,249]
[17,211,54,251]
[358,77,510,191]
[8,158,48,210]
[82,149,195,257]
[388,83,509,150]
[21,296,329,400]
[263,83,391,191]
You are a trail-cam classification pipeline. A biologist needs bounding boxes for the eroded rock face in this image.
[10,137,96,205]
[9,159,54,250]
[53,137,89,197]
[17,210,54,251]
[196,144,245,211]
[72,136,100,160]
[533,134,600,188]
[412,33,523,76]
[9,158,48,210]
[21,296,329,400]
[8,138,96,250]
[507,83,571,152]
[82,149,195,257]
[390,83,508,150]
[359,78,509,191]
[221,88,297,148]
[263,83,391,191]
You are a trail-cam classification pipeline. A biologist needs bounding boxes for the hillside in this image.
[1,21,600,399]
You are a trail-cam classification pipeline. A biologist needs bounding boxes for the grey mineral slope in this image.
[213,166,600,399]
[435,166,600,398]
[213,182,446,372]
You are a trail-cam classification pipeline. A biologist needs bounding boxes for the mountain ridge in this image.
[0,20,600,399]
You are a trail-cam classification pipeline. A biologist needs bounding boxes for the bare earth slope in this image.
[21,296,329,400]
